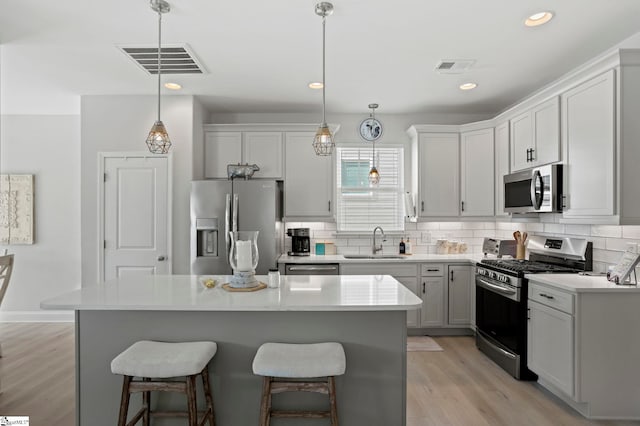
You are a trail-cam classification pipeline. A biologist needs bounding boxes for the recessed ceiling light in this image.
[525,11,553,27]
[164,82,182,90]
[459,83,477,91]
[308,82,324,89]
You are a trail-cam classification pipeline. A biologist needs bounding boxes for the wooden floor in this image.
[0,324,637,426]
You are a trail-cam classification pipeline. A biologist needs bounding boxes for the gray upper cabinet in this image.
[561,70,615,217]
[510,97,560,172]
[460,128,494,217]
[204,127,283,179]
[416,132,460,217]
[494,122,510,217]
[284,132,333,220]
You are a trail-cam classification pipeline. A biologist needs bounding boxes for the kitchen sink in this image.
[342,254,406,260]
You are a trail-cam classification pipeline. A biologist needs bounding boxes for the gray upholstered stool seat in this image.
[252,342,345,378]
[252,342,346,426]
[111,340,217,426]
[111,340,217,378]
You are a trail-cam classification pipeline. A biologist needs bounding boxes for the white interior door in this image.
[102,155,171,280]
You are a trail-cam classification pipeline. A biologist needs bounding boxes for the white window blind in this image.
[336,146,404,232]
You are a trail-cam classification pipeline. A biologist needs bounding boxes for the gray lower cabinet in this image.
[332,262,473,330]
[420,263,445,327]
[447,265,473,325]
[340,263,419,327]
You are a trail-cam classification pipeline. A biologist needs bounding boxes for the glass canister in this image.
[229,231,259,273]
[268,268,280,288]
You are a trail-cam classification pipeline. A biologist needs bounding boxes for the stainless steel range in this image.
[475,236,592,380]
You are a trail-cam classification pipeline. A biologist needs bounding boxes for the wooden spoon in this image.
[513,231,521,243]
[522,232,528,243]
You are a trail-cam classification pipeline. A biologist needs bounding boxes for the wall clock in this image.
[359,103,383,142]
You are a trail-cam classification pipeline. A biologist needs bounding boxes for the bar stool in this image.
[111,340,217,426]
[252,342,346,426]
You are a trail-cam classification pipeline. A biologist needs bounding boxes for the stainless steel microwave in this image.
[504,164,562,213]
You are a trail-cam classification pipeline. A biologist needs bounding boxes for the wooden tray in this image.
[222,282,267,292]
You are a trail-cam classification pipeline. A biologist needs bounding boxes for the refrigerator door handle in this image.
[225,194,231,248]
[232,194,239,232]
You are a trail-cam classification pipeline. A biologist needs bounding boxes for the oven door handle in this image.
[476,278,516,296]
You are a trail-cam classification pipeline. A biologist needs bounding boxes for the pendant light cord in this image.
[322,15,326,125]
[157,9,162,122]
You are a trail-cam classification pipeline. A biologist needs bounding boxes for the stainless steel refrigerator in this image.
[190,180,283,275]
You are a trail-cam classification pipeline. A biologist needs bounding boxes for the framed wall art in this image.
[0,174,35,244]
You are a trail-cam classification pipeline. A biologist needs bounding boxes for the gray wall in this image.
[80,95,197,285]
[0,115,81,318]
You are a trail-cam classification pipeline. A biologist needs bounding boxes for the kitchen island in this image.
[41,274,422,426]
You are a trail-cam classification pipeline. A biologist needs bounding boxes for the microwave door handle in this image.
[530,169,543,210]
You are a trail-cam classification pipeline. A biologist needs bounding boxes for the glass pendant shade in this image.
[229,231,259,273]
[368,166,380,185]
[146,120,172,154]
[312,123,334,156]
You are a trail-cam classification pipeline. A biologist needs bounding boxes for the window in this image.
[336,146,404,232]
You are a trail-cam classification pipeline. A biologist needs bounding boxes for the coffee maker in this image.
[287,228,310,256]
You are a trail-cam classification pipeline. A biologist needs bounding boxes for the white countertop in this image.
[40,274,423,311]
[278,254,482,264]
[526,273,640,293]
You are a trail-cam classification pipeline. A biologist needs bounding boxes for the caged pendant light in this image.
[368,104,380,185]
[145,0,172,154]
[312,2,335,156]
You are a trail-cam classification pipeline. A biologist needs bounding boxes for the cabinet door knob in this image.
[157,255,166,261]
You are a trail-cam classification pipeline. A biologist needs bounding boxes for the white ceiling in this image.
[2,0,640,115]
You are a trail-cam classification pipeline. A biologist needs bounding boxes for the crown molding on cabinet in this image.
[204,123,341,134]
[407,48,638,136]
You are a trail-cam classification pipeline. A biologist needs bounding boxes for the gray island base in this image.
[42,275,422,425]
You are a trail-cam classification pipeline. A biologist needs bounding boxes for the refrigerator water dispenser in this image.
[196,218,219,257]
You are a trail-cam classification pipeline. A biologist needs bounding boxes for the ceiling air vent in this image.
[435,59,475,74]
[118,44,206,75]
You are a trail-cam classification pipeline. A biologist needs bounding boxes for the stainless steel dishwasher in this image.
[284,264,340,275]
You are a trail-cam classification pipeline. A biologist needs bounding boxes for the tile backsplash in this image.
[284,221,640,273]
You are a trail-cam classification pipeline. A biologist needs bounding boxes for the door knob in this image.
[157,255,166,261]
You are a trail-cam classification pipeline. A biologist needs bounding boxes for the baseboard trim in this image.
[0,310,74,322]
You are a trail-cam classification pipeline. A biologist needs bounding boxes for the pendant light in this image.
[145,0,172,154]
[368,104,380,186]
[312,2,334,156]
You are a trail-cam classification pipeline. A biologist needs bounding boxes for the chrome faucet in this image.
[372,226,386,254]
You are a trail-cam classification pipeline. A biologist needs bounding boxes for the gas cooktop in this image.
[480,259,579,274]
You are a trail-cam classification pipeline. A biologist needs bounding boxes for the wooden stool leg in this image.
[142,377,151,426]
[117,376,132,426]
[328,376,339,426]
[186,375,198,426]
[259,376,272,426]
[201,367,216,426]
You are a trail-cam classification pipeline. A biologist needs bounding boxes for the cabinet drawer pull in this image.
[426,268,439,272]
[539,293,555,300]
[422,282,425,294]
